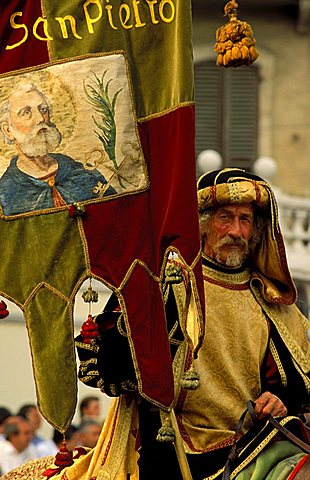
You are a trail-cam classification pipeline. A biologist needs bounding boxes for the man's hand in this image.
[253,391,287,420]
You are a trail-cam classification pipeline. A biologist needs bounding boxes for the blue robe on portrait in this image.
[0,153,116,216]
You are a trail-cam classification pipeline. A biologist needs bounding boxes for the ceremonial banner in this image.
[0,0,204,432]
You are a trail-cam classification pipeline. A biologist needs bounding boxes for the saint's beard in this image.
[11,123,62,158]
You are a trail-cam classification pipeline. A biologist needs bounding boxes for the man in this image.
[0,416,37,475]
[79,396,101,423]
[78,420,102,449]
[17,404,57,458]
[0,83,116,216]
[137,168,310,479]
[0,407,11,443]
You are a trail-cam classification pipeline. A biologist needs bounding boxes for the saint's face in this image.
[8,89,50,136]
[3,88,62,158]
[203,204,254,267]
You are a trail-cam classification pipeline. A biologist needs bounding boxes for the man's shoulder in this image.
[0,157,18,180]
[51,153,84,169]
[0,440,16,455]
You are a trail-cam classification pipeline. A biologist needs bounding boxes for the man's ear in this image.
[1,122,15,141]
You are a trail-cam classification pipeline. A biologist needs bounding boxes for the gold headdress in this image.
[197,168,296,305]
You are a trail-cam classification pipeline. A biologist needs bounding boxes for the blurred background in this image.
[0,0,309,441]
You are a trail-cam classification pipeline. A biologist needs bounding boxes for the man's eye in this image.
[20,108,31,117]
[39,106,48,114]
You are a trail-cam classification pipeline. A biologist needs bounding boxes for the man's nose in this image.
[34,108,46,123]
[227,218,242,237]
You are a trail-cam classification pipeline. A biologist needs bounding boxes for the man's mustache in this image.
[32,121,57,137]
[216,235,248,249]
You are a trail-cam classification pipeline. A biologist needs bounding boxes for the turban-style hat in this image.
[197,168,296,305]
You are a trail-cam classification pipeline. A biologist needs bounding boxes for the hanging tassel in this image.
[82,283,99,303]
[180,367,200,390]
[69,202,86,217]
[156,416,176,443]
[54,441,74,468]
[80,314,99,344]
[165,260,184,284]
[42,443,88,478]
[80,280,100,344]
[0,300,9,319]
[214,1,259,67]
[42,440,76,478]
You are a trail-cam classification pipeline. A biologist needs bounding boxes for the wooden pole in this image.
[169,409,193,480]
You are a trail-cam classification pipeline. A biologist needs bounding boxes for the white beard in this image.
[10,123,62,157]
[214,235,249,268]
[216,249,246,268]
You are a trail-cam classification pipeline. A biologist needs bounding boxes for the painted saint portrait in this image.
[0,53,148,217]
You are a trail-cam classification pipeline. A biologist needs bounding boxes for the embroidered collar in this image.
[202,252,251,286]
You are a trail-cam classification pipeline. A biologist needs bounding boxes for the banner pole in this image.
[169,408,193,480]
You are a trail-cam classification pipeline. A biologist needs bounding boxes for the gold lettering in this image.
[159,0,175,23]
[33,17,53,41]
[6,12,28,50]
[119,4,133,29]
[146,0,159,24]
[84,0,103,34]
[55,15,82,39]
[131,0,146,27]
[105,1,118,30]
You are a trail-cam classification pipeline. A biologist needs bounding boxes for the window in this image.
[195,59,259,171]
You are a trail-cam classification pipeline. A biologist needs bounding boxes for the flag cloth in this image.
[0,0,204,432]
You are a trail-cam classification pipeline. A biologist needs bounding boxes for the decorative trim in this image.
[269,339,287,387]
[229,417,299,478]
[138,101,195,123]
[202,263,250,288]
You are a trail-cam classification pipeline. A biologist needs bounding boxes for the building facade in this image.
[193,0,310,316]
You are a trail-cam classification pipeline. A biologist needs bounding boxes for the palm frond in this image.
[84,71,124,185]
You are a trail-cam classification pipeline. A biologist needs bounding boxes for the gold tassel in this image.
[214,1,259,67]
[180,367,200,390]
[156,416,176,443]
[164,260,184,284]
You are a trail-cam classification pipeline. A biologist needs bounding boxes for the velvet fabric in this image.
[0,0,203,432]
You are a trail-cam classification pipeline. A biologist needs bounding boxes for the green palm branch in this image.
[84,71,123,177]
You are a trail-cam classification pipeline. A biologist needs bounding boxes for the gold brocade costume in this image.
[178,259,269,452]
[176,254,310,456]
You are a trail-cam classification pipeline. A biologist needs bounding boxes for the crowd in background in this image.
[0,396,103,475]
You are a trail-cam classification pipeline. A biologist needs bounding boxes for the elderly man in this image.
[138,168,310,479]
[0,83,115,216]
[0,416,36,475]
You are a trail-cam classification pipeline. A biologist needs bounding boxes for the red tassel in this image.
[42,441,75,478]
[80,314,100,344]
[54,442,74,467]
[0,300,9,319]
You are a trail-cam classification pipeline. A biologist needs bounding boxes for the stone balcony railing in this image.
[275,188,310,318]
[277,190,310,280]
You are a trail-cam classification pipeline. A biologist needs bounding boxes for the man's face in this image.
[26,407,42,433]
[79,424,101,448]
[11,421,33,453]
[84,400,100,418]
[3,88,61,157]
[203,204,254,268]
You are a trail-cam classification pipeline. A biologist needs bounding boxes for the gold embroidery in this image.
[202,261,250,286]
[229,417,299,478]
[270,339,287,386]
[0,456,54,480]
